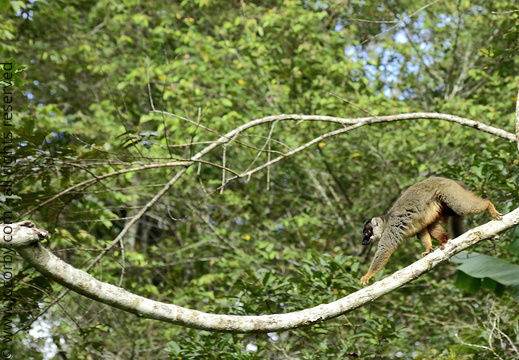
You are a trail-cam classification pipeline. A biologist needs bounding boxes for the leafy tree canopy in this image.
[2,0,518,358]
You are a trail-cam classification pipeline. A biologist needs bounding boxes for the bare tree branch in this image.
[5,209,518,333]
[22,111,516,219]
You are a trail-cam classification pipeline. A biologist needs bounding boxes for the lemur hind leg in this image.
[427,221,450,249]
[440,184,502,220]
[418,229,433,257]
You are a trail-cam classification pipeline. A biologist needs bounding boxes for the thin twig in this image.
[455,333,504,360]
[146,56,155,111]
[360,0,442,45]
[21,159,239,218]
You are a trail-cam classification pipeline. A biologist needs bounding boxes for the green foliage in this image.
[5,0,519,358]
[453,249,519,302]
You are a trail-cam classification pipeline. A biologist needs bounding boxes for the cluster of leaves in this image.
[3,0,519,359]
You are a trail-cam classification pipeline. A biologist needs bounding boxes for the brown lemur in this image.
[360,177,502,285]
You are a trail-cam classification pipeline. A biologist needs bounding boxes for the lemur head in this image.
[362,217,385,245]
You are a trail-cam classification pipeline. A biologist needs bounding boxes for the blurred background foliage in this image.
[2,0,519,358]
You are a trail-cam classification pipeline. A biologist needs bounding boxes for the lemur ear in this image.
[371,217,383,228]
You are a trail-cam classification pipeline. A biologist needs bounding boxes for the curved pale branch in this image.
[95,112,515,254]
[6,208,519,333]
[155,111,516,144]
[23,112,515,220]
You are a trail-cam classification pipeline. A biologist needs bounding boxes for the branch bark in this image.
[5,208,519,333]
[0,220,48,247]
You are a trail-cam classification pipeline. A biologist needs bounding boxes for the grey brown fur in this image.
[360,177,501,285]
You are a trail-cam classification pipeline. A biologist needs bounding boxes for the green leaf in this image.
[10,0,24,13]
[221,98,233,107]
[510,232,519,256]
[262,271,271,286]
[0,0,9,11]
[509,284,519,302]
[452,252,519,302]
[451,252,519,286]
[455,270,481,293]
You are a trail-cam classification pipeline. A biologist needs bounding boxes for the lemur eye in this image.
[366,230,372,236]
